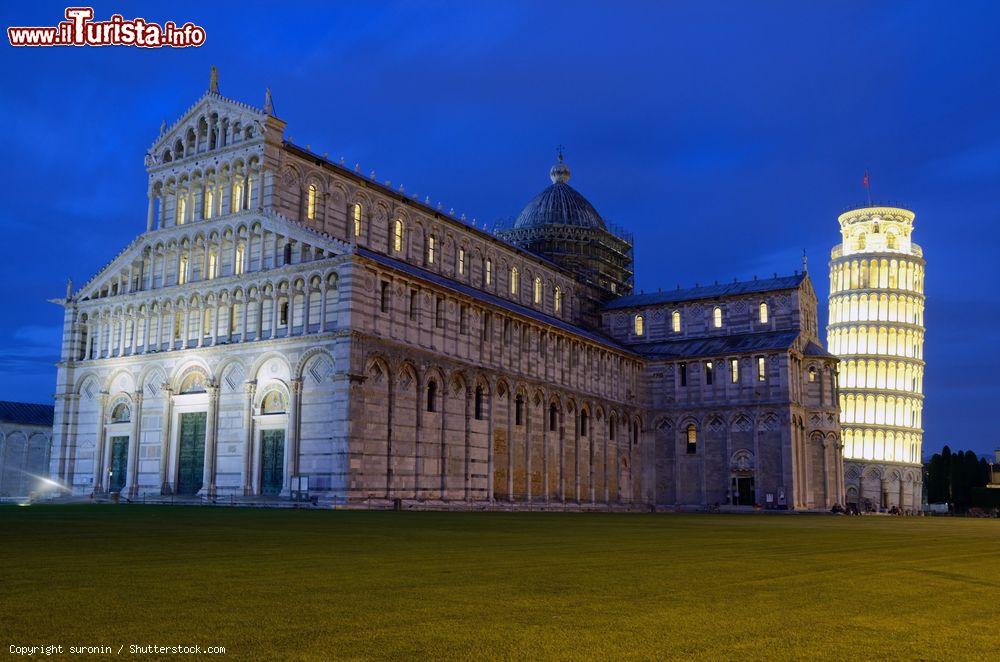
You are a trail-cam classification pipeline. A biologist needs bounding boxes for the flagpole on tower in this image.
[863,169,873,207]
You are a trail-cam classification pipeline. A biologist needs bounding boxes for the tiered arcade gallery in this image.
[828,206,925,511]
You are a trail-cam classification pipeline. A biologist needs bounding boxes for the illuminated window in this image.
[713,306,723,328]
[809,367,817,382]
[178,255,189,285]
[533,277,542,304]
[485,258,493,286]
[757,356,766,381]
[177,195,187,225]
[202,308,211,335]
[672,310,681,333]
[458,247,466,275]
[207,251,218,279]
[427,236,436,264]
[759,302,768,324]
[353,203,362,237]
[393,220,404,253]
[306,184,317,220]
[705,361,714,385]
[234,244,245,275]
[731,358,739,383]
[204,188,214,219]
[857,232,866,250]
[686,424,697,454]
[246,178,253,207]
[554,286,563,313]
[510,266,519,295]
[634,315,644,336]
[231,181,244,213]
[173,313,182,340]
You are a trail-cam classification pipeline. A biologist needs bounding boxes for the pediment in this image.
[146,92,268,168]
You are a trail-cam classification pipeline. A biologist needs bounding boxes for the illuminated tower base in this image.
[827,206,925,512]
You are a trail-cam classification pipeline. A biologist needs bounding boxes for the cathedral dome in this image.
[513,155,607,230]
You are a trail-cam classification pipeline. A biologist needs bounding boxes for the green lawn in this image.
[1,506,997,660]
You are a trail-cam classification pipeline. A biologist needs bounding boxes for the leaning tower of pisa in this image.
[827,205,925,512]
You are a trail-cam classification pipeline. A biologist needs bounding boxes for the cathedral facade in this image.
[48,73,843,510]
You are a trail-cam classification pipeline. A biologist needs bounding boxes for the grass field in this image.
[1,506,997,660]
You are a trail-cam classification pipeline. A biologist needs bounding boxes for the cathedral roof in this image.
[513,156,607,231]
[602,274,806,310]
[0,401,54,427]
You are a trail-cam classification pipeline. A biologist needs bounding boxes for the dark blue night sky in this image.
[1,1,997,457]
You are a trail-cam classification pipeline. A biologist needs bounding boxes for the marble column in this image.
[124,391,143,498]
[200,384,220,497]
[92,392,109,492]
[158,386,174,494]
[241,381,256,496]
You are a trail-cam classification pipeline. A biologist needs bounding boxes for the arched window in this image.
[177,195,187,225]
[686,424,697,454]
[279,300,289,326]
[204,188,214,219]
[283,243,292,265]
[426,381,437,413]
[485,258,493,286]
[388,219,402,253]
[554,286,563,313]
[234,244,245,276]
[474,386,484,420]
[230,302,241,333]
[231,180,244,213]
[609,415,616,441]
[510,267,519,295]
[672,310,681,333]
[458,248,466,275]
[515,394,524,425]
[549,403,558,431]
[809,367,817,382]
[110,403,130,423]
[533,277,542,304]
[580,410,588,436]
[306,184,317,220]
[759,302,768,324]
[427,236,436,264]
[178,255,189,285]
[705,361,714,385]
[353,203,362,237]
[207,250,219,279]
[713,306,723,328]
[634,315,644,336]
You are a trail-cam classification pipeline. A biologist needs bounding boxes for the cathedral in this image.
[48,71,844,510]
